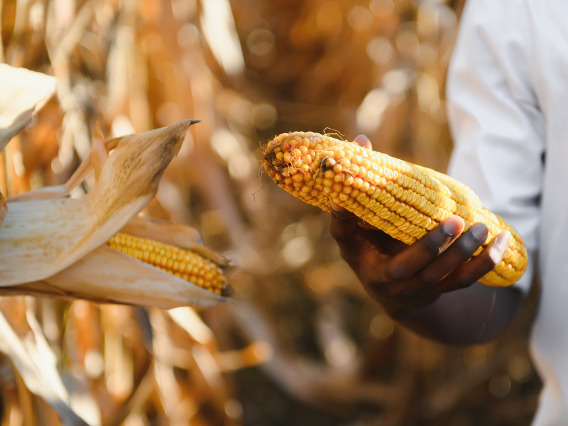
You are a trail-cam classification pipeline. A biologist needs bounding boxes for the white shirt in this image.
[447,0,568,424]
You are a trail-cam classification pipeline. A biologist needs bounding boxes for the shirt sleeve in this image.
[446,0,545,293]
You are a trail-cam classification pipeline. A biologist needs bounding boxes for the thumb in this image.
[353,134,372,149]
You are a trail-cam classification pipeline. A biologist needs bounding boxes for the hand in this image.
[329,136,512,320]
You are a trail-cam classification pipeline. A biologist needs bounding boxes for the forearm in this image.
[392,283,523,345]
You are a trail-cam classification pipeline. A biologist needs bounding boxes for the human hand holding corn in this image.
[263,131,527,287]
[328,136,513,320]
[263,132,526,342]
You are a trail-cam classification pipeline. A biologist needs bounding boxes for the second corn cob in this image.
[263,131,528,287]
[106,233,229,296]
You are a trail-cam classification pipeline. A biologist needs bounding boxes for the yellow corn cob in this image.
[106,233,229,296]
[263,131,528,287]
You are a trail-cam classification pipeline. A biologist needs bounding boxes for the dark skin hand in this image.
[330,136,523,345]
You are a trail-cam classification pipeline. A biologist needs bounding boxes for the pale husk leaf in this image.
[0,64,56,151]
[0,215,229,308]
[121,216,229,267]
[37,245,226,309]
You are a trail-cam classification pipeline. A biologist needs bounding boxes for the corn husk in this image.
[9,217,229,309]
[0,64,56,151]
[0,119,228,307]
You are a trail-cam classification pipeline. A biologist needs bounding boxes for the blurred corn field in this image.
[0,0,541,425]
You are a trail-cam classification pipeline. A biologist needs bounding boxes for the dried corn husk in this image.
[23,218,229,309]
[0,64,56,150]
[0,113,228,307]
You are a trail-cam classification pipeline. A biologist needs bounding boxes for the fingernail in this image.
[495,231,511,250]
[353,134,371,147]
[489,231,511,263]
[441,217,463,237]
[470,223,488,243]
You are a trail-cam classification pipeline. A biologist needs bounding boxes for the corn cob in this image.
[106,233,229,296]
[263,131,528,287]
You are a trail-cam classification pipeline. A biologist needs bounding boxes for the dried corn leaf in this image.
[0,64,56,151]
[0,306,88,425]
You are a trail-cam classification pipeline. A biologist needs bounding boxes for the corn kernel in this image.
[106,233,228,296]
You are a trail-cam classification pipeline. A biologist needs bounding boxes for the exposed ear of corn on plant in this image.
[263,131,528,287]
[26,234,229,309]
[106,232,229,296]
[5,216,231,309]
[0,87,230,307]
[120,216,229,266]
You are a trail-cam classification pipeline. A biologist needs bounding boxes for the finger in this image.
[330,200,349,215]
[433,231,512,293]
[353,134,372,149]
[329,205,369,265]
[332,200,405,251]
[332,197,390,235]
[385,216,465,281]
[417,222,489,285]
